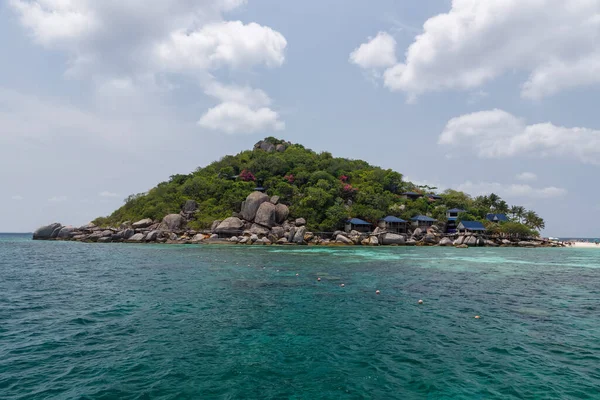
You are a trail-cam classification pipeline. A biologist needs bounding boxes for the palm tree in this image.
[510,206,526,223]
[524,210,545,231]
[496,200,509,214]
[488,193,501,209]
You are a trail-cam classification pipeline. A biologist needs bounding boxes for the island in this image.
[33,137,560,248]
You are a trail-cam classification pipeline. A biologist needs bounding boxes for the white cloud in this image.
[198,102,284,134]
[439,109,600,165]
[48,196,68,202]
[99,191,119,198]
[11,195,24,200]
[156,21,287,71]
[349,32,397,69]
[9,0,287,134]
[516,172,537,182]
[204,82,272,107]
[456,181,567,199]
[352,1,600,99]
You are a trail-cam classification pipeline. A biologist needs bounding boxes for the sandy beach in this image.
[567,242,600,249]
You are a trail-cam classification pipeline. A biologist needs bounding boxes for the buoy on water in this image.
[317,277,321,282]
[418,299,424,305]
[376,290,381,295]
[340,284,345,287]
[475,315,481,319]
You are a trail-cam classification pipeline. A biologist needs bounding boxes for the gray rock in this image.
[145,230,160,242]
[254,202,277,228]
[127,233,145,242]
[191,234,205,243]
[276,144,286,152]
[210,220,222,233]
[160,214,185,231]
[132,218,153,229]
[239,237,249,244]
[336,234,353,244]
[439,237,453,246]
[182,200,198,214]
[111,232,124,241]
[287,226,296,242]
[250,234,259,243]
[454,236,465,246]
[271,226,285,239]
[295,218,306,226]
[260,141,276,152]
[424,234,438,245]
[250,224,270,236]
[230,236,239,243]
[369,236,379,246]
[210,234,219,239]
[98,237,112,243]
[412,228,423,238]
[275,204,290,224]
[78,223,96,231]
[119,221,132,229]
[465,236,478,246]
[502,239,512,245]
[100,230,113,237]
[72,235,88,241]
[276,237,288,245]
[270,195,280,205]
[240,192,269,221]
[122,229,135,239]
[406,239,417,246]
[87,231,104,242]
[57,226,77,239]
[381,233,405,245]
[485,240,499,247]
[215,217,244,234]
[293,226,307,244]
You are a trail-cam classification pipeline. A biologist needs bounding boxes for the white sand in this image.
[567,242,600,249]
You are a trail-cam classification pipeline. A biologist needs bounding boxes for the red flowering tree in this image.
[240,169,256,182]
[339,175,349,183]
[284,174,295,184]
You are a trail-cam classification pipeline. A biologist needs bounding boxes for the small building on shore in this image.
[486,213,509,223]
[379,216,408,234]
[457,221,487,234]
[427,194,443,201]
[401,192,424,200]
[446,208,465,233]
[345,218,372,233]
[411,215,437,229]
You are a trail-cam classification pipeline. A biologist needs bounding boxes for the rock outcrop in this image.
[33,223,63,240]
[132,218,153,229]
[254,202,277,228]
[215,217,244,234]
[160,214,185,231]
[240,192,269,221]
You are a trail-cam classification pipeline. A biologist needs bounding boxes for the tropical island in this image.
[33,137,557,247]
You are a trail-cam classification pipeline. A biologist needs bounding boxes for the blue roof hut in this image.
[345,218,372,233]
[411,215,437,229]
[379,216,407,234]
[457,221,487,234]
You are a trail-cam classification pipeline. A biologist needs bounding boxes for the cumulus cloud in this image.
[456,181,567,199]
[351,1,600,99]
[199,102,284,134]
[9,0,287,134]
[516,172,537,182]
[349,32,397,69]
[439,109,600,165]
[99,191,119,198]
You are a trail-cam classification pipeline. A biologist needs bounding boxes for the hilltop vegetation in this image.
[93,138,543,236]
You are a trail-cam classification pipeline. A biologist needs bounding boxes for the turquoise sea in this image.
[1,233,599,399]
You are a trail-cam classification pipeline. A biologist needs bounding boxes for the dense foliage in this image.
[93,138,544,236]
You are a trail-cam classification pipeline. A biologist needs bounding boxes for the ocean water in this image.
[1,234,600,399]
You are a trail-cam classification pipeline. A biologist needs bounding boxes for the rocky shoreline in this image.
[33,191,563,248]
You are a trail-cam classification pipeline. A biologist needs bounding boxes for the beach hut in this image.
[401,192,424,200]
[345,218,372,233]
[379,216,407,234]
[457,221,487,234]
[411,215,437,229]
[486,213,509,223]
[427,194,443,201]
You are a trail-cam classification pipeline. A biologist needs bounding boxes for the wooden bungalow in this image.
[411,215,437,229]
[457,221,487,234]
[345,218,372,233]
[379,216,408,234]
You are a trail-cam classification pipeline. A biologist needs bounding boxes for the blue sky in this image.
[1,0,599,236]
